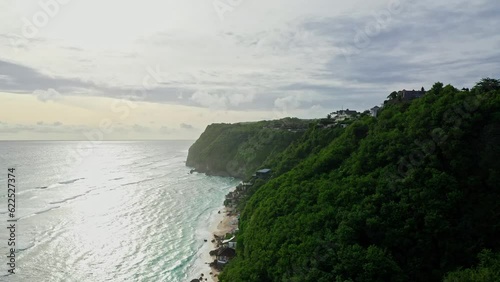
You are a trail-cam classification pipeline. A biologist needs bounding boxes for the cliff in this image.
[186,118,312,179]
[213,80,500,281]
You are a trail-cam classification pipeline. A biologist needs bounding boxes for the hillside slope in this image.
[218,80,500,281]
[186,118,311,179]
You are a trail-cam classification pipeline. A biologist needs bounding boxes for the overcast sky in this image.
[1,0,499,140]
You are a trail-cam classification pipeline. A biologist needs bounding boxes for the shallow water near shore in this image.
[0,141,238,281]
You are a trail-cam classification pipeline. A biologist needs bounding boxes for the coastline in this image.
[188,201,237,281]
[187,205,221,282]
[209,207,238,281]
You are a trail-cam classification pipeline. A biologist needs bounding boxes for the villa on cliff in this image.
[330,109,358,121]
[222,236,237,249]
[255,168,272,179]
[370,106,381,117]
[216,247,236,266]
[398,87,426,101]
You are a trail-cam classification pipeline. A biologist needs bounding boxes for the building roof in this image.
[222,236,236,244]
[217,247,236,257]
[399,89,425,100]
[334,109,358,115]
[256,169,271,174]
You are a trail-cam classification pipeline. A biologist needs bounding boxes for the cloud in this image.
[0,123,22,133]
[0,122,85,134]
[316,0,500,88]
[33,88,63,102]
[228,92,255,106]
[180,123,194,129]
[274,95,302,112]
[190,91,228,109]
[132,124,150,133]
[0,0,499,118]
[0,59,97,93]
[190,90,258,110]
[159,126,175,135]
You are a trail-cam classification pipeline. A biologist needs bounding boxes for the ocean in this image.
[0,141,238,282]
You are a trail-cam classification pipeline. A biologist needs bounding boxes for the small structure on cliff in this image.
[222,236,237,249]
[216,247,236,266]
[398,88,426,101]
[255,168,272,179]
[370,106,381,117]
[330,109,359,121]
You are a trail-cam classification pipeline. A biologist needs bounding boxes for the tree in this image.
[430,82,444,94]
[444,250,500,282]
[474,77,500,93]
[218,79,500,282]
[387,91,398,100]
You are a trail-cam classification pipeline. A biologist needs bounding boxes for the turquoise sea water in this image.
[0,141,237,282]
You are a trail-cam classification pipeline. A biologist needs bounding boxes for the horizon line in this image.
[0,139,196,142]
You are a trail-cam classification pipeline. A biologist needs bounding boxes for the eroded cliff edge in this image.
[186,118,311,179]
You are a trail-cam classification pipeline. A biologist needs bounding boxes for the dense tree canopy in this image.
[473,78,500,93]
[215,79,500,281]
[186,118,310,178]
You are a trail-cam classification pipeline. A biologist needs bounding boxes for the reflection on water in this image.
[0,141,238,282]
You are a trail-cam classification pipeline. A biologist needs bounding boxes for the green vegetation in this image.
[444,250,500,282]
[211,78,500,281]
[232,123,346,211]
[186,118,312,178]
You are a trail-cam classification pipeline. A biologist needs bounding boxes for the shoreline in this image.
[209,207,238,282]
[188,199,237,282]
[186,206,221,282]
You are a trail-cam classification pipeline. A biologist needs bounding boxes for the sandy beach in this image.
[210,207,238,281]
[188,205,237,282]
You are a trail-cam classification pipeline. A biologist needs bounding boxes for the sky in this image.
[0,0,499,140]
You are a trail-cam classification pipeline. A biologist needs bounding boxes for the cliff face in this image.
[218,82,500,282]
[186,118,311,179]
